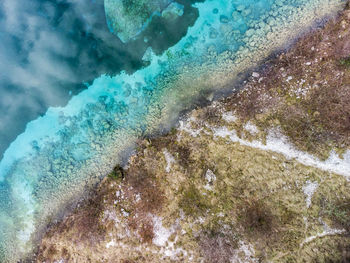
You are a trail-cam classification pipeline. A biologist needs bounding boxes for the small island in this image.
[105,0,184,42]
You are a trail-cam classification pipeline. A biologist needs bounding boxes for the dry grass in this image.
[199,228,238,263]
[116,149,166,244]
[321,197,350,233]
[37,242,70,262]
[225,6,350,157]
[64,187,107,244]
[125,167,164,215]
[179,184,209,216]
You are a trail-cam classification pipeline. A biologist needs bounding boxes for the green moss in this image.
[322,198,350,231]
[299,236,350,262]
[339,56,350,67]
[179,184,209,216]
[170,127,177,135]
[107,165,124,181]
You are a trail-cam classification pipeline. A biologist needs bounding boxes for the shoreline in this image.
[36,3,350,262]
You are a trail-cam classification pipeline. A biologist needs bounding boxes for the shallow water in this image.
[0,0,344,261]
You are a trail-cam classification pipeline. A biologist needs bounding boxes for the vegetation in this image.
[339,56,350,67]
[322,197,350,232]
[238,200,276,236]
[107,165,125,180]
[179,184,209,216]
[199,228,238,263]
[225,5,350,158]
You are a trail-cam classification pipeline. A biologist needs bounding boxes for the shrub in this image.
[238,200,275,236]
[121,159,165,244]
[179,184,208,216]
[108,165,125,180]
[339,57,350,67]
[322,198,350,232]
[199,228,238,263]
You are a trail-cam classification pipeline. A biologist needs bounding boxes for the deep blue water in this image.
[0,0,345,261]
[0,0,198,160]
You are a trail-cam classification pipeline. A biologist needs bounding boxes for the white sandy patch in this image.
[244,121,259,135]
[106,239,116,248]
[302,228,345,245]
[286,76,293,82]
[303,181,319,208]
[301,220,345,246]
[252,72,260,78]
[222,111,238,123]
[103,209,120,224]
[231,241,259,263]
[135,193,141,202]
[212,126,350,178]
[152,216,191,260]
[152,216,174,246]
[178,117,202,137]
[163,149,175,173]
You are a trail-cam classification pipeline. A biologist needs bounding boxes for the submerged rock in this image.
[104,0,184,42]
[161,2,184,21]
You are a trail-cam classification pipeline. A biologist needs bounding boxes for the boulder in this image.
[104,0,183,43]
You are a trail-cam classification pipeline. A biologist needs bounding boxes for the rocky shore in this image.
[37,4,350,263]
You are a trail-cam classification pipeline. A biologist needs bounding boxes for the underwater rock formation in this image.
[104,0,184,42]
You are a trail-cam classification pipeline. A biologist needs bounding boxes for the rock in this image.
[236,5,245,12]
[220,15,229,23]
[104,0,175,43]
[161,2,184,21]
[142,46,155,62]
[252,72,260,78]
[246,29,255,37]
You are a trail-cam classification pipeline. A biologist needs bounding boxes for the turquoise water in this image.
[0,0,198,160]
[0,0,344,261]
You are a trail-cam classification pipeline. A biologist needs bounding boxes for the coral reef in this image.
[37,5,350,263]
[104,0,183,42]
